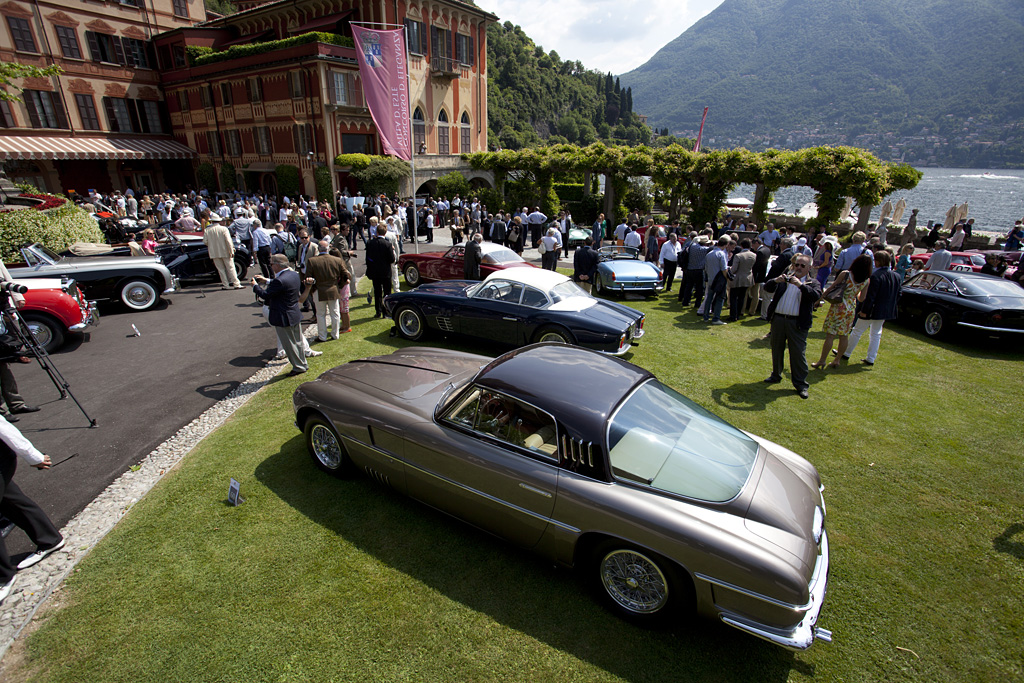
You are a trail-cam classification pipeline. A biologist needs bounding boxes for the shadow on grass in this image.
[993,522,1024,560]
[255,440,803,683]
[890,322,1024,359]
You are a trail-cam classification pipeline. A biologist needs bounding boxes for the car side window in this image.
[446,246,465,260]
[909,273,937,289]
[521,286,548,308]
[933,279,956,294]
[441,387,558,459]
[475,281,523,303]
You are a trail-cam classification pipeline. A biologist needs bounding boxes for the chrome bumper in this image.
[957,321,1024,334]
[718,530,832,650]
[69,301,99,330]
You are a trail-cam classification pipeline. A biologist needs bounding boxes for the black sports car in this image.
[897,270,1024,338]
[383,268,645,355]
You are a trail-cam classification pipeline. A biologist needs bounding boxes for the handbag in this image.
[822,272,848,305]
[538,239,547,254]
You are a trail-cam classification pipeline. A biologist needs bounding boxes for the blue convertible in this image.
[593,246,664,297]
[384,268,645,355]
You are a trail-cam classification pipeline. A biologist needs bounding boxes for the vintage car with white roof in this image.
[399,242,536,287]
[383,268,645,354]
[293,343,832,650]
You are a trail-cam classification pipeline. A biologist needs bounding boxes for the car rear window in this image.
[607,380,758,502]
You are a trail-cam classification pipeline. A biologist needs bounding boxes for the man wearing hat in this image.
[252,254,307,376]
[203,215,243,289]
[678,233,712,308]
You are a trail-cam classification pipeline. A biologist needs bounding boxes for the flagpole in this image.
[351,20,419,254]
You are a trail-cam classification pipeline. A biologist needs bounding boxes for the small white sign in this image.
[228,478,244,506]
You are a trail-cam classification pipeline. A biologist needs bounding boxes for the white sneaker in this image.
[0,575,14,603]
[305,349,323,357]
[274,350,287,360]
[17,538,65,570]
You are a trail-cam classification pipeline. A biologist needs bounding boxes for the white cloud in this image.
[475,0,723,74]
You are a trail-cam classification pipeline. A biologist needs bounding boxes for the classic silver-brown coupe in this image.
[292,344,832,650]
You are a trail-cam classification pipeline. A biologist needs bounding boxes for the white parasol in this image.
[955,202,969,223]
[840,197,854,221]
[891,197,907,224]
[879,199,893,222]
[943,204,957,232]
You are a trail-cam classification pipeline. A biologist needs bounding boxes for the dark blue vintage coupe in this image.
[383,268,645,354]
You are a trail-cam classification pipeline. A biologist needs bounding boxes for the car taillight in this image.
[619,333,627,349]
[639,317,645,330]
[611,272,616,281]
[992,313,1003,322]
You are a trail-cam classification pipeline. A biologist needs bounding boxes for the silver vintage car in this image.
[292,344,832,650]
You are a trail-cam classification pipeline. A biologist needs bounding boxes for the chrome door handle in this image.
[502,316,518,321]
[519,482,552,498]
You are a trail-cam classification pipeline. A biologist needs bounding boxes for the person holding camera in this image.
[0,418,64,603]
[763,254,822,399]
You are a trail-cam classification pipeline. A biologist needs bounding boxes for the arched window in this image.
[437,109,449,155]
[460,112,471,153]
[413,107,426,154]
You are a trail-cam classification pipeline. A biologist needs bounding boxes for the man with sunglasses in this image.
[763,254,822,399]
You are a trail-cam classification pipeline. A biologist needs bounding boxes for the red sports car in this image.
[11,278,98,352]
[399,242,536,287]
[909,251,985,273]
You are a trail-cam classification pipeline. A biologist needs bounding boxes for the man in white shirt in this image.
[763,254,822,399]
[658,233,682,291]
[614,220,629,244]
[926,241,953,271]
[623,225,643,249]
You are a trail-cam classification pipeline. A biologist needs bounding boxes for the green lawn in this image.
[11,291,1024,683]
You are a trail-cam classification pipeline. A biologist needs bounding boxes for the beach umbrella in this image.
[891,197,907,224]
[956,202,969,222]
[943,204,957,231]
[840,197,854,221]
[879,199,893,222]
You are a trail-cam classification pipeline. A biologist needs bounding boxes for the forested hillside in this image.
[621,0,1024,167]
[486,21,654,150]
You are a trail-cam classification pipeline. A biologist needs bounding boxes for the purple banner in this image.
[351,26,412,161]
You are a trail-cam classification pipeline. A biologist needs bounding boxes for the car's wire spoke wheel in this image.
[600,548,670,614]
[924,310,945,337]
[404,263,421,287]
[396,306,426,340]
[311,424,342,470]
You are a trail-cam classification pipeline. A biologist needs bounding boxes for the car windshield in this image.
[548,280,590,303]
[28,244,60,264]
[955,277,1024,297]
[481,248,523,265]
[607,380,759,503]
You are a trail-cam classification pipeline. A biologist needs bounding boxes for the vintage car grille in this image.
[436,316,455,332]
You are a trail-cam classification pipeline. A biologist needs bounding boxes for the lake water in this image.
[732,168,1024,236]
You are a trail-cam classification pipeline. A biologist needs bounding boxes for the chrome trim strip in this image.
[696,572,811,611]
[957,321,1024,333]
[404,458,580,533]
[518,482,553,498]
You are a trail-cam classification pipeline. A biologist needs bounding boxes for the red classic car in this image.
[12,278,98,352]
[399,242,537,287]
[909,251,985,273]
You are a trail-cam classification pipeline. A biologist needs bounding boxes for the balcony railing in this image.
[430,56,460,77]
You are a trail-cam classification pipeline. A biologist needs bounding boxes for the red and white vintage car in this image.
[11,278,98,352]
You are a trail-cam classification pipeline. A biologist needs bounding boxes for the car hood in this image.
[741,434,824,571]
[404,280,473,298]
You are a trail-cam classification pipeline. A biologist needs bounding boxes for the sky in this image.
[474,0,725,75]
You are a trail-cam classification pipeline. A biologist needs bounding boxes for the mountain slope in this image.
[621,0,1024,159]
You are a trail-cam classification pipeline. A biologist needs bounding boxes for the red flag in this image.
[693,107,709,153]
[351,26,412,161]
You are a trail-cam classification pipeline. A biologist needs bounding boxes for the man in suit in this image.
[763,253,822,399]
[365,224,396,318]
[573,237,599,294]
[464,233,484,281]
[728,238,756,321]
[252,254,307,376]
[305,241,348,342]
[842,250,901,366]
[203,215,243,289]
[749,237,773,317]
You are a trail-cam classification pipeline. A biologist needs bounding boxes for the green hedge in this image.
[314,165,333,203]
[275,164,300,200]
[196,162,216,191]
[334,154,373,171]
[0,201,104,262]
[219,162,237,192]
[189,32,354,67]
[553,183,584,202]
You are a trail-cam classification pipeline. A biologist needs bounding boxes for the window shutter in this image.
[469,34,475,66]
[86,31,102,62]
[51,93,68,129]
[103,97,118,131]
[292,125,300,154]
[25,94,41,128]
[112,36,127,65]
[420,24,427,54]
[120,38,134,66]
[430,26,438,60]
[327,73,336,104]
[128,99,141,133]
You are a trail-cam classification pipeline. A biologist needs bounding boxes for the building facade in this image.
[159,0,496,198]
[0,0,202,193]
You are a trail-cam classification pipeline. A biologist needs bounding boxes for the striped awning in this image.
[0,135,197,161]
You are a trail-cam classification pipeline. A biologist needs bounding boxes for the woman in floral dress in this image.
[812,253,873,369]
